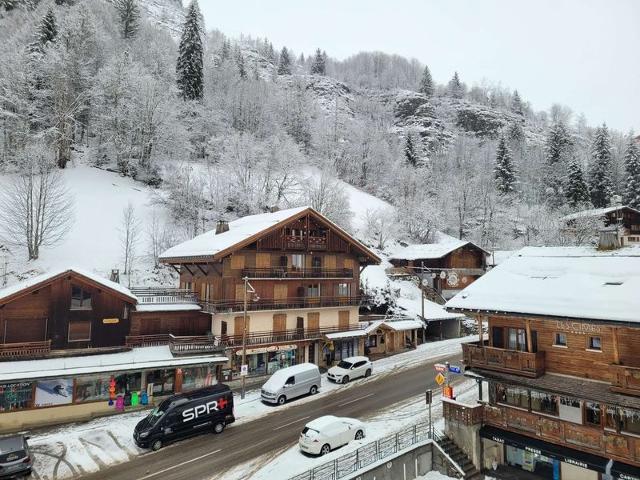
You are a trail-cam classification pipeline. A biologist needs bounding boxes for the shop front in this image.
[232,343,306,377]
[322,335,363,367]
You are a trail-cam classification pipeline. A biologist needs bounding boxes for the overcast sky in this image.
[197,0,639,133]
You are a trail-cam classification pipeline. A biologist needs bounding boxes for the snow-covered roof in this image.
[562,205,640,221]
[160,206,379,263]
[0,267,136,304]
[389,232,488,261]
[384,320,424,331]
[325,321,384,339]
[445,246,640,324]
[134,303,201,312]
[0,346,227,383]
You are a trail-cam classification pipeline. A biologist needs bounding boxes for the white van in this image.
[261,363,321,405]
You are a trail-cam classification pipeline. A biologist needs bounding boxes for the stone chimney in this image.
[215,220,229,235]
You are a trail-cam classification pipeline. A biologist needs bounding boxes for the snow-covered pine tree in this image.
[565,157,590,208]
[114,0,140,40]
[511,90,524,116]
[588,123,614,208]
[622,133,640,209]
[236,52,246,79]
[310,48,325,75]
[447,71,464,99]
[277,46,291,75]
[418,65,434,96]
[494,135,517,195]
[404,133,418,167]
[220,38,231,60]
[30,7,57,52]
[0,0,18,11]
[543,120,573,207]
[176,0,204,101]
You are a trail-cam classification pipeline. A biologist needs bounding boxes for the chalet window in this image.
[585,402,602,426]
[336,283,350,297]
[312,256,322,269]
[366,335,377,347]
[496,384,529,409]
[554,332,567,347]
[620,408,640,435]
[531,390,558,416]
[588,336,601,350]
[292,254,305,270]
[220,321,228,336]
[507,328,526,351]
[307,284,320,297]
[68,319,91,342]
[71,285,92,310]
[491,327,504,349]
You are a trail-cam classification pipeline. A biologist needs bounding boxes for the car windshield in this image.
[337,361,353,369]
[146,399,170,425]
[302,427,319,437]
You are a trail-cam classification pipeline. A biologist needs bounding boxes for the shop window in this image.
[496,384,529,409]
[0,382,34,411]
[71,285,92,310]
[554,332,567,347]
[181,366,215,392]
[74,372,141,403]
[68,319,91,342]
[588,336,601,351]
[531,390,558,416]
[507,328,526,351]
[146,369,175,396]
[585,402,602,426]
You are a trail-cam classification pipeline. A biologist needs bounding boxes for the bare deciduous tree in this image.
[120,201,140,276]
[0,147,74,260]
[364,207,397,250]
[147,209,173,267]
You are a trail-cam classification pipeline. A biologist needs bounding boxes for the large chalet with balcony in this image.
[442,246,640,480]
[158,206,381,376]
[563,205,640,247]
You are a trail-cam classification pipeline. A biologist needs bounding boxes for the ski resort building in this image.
[158,206,382,376]
[443,246,640,480]
[388,234,489,300]
[0,268,227,432]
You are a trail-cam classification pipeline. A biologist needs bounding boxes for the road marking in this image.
[273,415,310,431]
[338,393,374,406]
[139,449,221,479]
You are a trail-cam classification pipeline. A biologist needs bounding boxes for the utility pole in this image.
[420,261,425,321]
[240,276,258,400]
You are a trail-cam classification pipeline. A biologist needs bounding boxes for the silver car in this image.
[0,435,32,479]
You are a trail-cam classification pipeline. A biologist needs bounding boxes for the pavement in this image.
[78,351,465,480]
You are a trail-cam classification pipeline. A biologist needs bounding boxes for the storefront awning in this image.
[612,460,640,480]
[480,425,611,474]
[0,346,228,382]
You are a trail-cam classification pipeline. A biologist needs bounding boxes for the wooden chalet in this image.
[443,246,640,480]
[159,206,381,376]
[388,234,489,300]
[563,205,640,247]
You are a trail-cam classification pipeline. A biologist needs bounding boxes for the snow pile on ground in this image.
[27,335,476,479]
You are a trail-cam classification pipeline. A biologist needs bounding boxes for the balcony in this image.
[241,267,354,279]
[610,364,640,397]
[131,287,199,305]
[201,295,366,314]
[484,403,640,468]
[0,340,52,360]
[462,341,545,378]
[125,334,225,355]
[284,235,328,250]
[223,324,368,348]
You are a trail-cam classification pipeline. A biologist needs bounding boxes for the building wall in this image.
[130,311,211,336]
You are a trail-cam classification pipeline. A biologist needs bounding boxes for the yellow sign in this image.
[435,373,446,386]
[102,318,119,324]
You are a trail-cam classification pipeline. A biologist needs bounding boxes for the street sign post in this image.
[448,365,461,374]
[434,363,447,372]
[435,373,446,385]
[425,389,433,439]
[240,364,248,377]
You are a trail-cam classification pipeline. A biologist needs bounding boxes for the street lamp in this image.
[241,276,259,399]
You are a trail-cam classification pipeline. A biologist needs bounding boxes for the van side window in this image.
[285,376,295,385]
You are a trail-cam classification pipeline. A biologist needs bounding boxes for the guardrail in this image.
[289,421,433,480]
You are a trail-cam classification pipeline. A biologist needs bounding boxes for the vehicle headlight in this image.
[139,431,150,438]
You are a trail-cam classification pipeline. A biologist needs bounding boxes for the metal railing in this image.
[200,296,366,314]
[289,421,433,480]
[125,334,225,355]
[130,287,199,305]
[241,267,354,279]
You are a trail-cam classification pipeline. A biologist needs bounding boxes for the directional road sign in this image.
[434,363,447,372]
[448,365,462,374]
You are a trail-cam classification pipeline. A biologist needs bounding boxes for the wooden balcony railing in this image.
[125,334,225,355]
[222,324,367,348]
[484,403,640,468]
[284,235,328,250]
[0,340,52,359]
[443,398,484,426]
[610,364,640,397]
[201,295,366,314]
[241,267,354,279]
[130,287,199,305]
[462,341,545,378]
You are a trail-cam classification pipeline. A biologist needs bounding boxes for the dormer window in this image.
[71,285,92,310]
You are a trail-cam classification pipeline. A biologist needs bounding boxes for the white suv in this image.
[327,356,372,384]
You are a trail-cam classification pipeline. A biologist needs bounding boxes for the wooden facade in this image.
[129,310,211,337]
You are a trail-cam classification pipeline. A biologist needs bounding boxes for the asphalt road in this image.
[80,352,465,480]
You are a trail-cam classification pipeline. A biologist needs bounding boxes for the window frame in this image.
[68,319,92,342]
[584,402,603,427]
[70,285,92,311]
[587,336,602,351]
[553,332,568,347]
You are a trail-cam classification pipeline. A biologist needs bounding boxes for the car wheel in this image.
[365,369,372,378]
[355,430,364,440]
[151,439,162,451]
[320,444,331,456]
[309,385,318,395]
[342,376,349,384]
[213,421,225,434]
[277,395,287,405]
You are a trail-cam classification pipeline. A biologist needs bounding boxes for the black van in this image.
[133,384,235,451]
